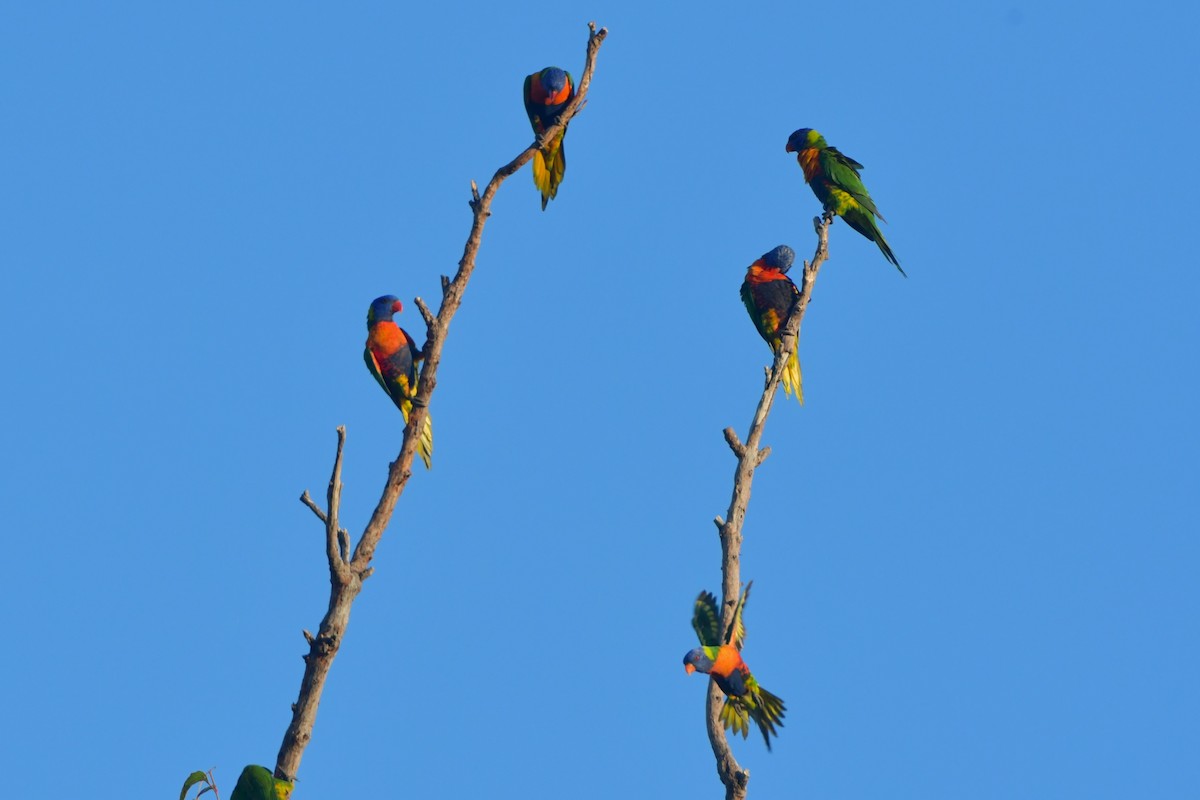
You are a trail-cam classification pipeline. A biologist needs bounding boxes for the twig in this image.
[299,491,326,523]
[413,296,437,332]
[705,216,831,800]
[274,23,608,784]
[300,489,349,549]
[324,427,349,577]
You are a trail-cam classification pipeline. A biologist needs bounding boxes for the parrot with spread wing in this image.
[523,66,575,210]
[741,244,803,403]
[364,295,433,469]
[683,581,786,750]
[785,127,903,275]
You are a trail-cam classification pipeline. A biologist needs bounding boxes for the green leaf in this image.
[197,788,213,798]
[230,766,276,800]
[180,771,209,800]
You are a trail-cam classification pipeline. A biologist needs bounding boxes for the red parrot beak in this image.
[392,300,403,313]
[684,664,696,675]
[785,142,796,153]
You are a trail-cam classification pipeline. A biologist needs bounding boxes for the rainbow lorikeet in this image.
[741,244,803,404]
[785,127,904,275]
[523,66,575,210]
[364,295,434,469]
[683,582,786,750]
[228,766,293,800]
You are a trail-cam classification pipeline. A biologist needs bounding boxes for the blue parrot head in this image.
[540,67,568,95]
[760,245,795,272]
[683,648,714,675]
[785,128,822,153]
[367,295,403,326]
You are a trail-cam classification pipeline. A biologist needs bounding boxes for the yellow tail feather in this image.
[417,412,433,469]
[531,132,566,209]
[401,400,434,469]
[780,347,804,404]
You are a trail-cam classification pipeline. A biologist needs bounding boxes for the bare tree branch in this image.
[705,215,831,800]
[298,491,326,523]
[299,488,349,550]
[350,21,606,571]
[324,427,349,577]
[413,296,437,332]
[274,23,608,784]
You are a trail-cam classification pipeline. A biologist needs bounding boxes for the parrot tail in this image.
[719,694,753,741]
[400,400,434,469]
[720,682,787,751]
[748,684,787,751]
[417,411,434,469]
[845,207,905,276]
[781,346,804,405]
[872,226,904,275]
[532,130,567,210]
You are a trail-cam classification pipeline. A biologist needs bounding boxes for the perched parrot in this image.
[785,127,904,275]
[364,295,434,469]
[683,582,786,750]
[741,244,803,404]
[523,66,575,210]
[228,766,292,800]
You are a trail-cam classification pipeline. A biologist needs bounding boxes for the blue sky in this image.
[2,2,1197,797]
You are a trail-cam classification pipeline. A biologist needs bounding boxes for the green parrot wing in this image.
[739,281,765,338]
[229,766,276,800]
[819,147,885,220]
[692,590,722,646]
[364,347,389,394]
[825,145,864,171]
[523,73,544,135]
[726,581,752,648]
[742,278,800,346]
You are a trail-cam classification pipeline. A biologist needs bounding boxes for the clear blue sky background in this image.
[2,2,1197,797]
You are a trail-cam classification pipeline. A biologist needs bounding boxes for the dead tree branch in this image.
[273,22,608,784]
[706,214,831,800]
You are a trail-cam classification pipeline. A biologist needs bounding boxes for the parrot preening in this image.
[683,582,786,750]
[523,66,575,210]
[741,244,803,403]
[364,295,434,469]
[786,127,903,275]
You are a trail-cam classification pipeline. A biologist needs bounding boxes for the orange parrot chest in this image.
[798,148,820,182]
[367,321,407,357]
[531,77,571,106]
[744,265,787,285]
[711,645,745,677]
